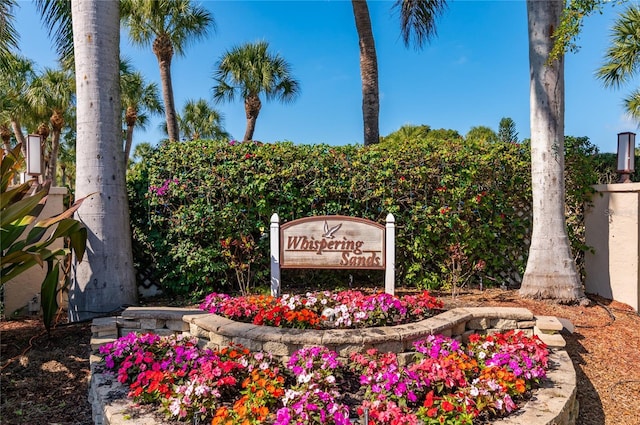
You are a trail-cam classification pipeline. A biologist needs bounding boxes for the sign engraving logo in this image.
[280,216,385,269]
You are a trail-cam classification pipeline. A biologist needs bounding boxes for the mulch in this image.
[1,288,639,425]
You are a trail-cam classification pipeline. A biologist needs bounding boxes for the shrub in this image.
[127,136,604,296]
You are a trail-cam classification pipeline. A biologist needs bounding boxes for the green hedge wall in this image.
[127,136,605,297]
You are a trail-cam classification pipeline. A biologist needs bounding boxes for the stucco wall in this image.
[585,183,640,312]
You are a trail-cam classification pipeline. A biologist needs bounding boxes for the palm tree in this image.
[597,4,640,122]
[0,0,19,69]
[70,0,137,322]
[520,0,584,302]
[351,0,447,146]
[177,98,229,141]
[352,0,379,146]
[213,41,300,142]
[0,54,36,156]
[28,67,75,185]
[120,0,214,142]
[120,59,163,168]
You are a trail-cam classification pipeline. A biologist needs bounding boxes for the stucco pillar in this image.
[585,183,640,312]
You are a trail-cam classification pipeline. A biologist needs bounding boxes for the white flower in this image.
[169,399,181,416]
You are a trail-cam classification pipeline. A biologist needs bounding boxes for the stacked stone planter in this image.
[89,307,578,425]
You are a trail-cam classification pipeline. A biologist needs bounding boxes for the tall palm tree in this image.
[212,41,300,142]
[0,54,37,156]
[351,0,447,146]
[0,0,19,69]
[597,4,640,122]
[120,0,214,142]
[120,59,163,168]
[177,98,229,141]
[70,0,137,322]
[520,0,584,303]
[28,67,75,185]
[352,0,379,147]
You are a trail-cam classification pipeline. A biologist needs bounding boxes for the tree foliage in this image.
[597,4,640,123]
[127,135,605,298]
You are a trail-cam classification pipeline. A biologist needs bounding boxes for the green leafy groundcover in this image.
[127,136,605,297]
[100,293,549,425]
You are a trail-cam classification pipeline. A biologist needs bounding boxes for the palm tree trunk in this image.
[47,129,61,185]
[352,0,379,146]
[520,0,584,302]
[10,118,26,157]
[243,95,261,141]
[154,40,179,142]
[70,0,137,322]
[124,123,134,168]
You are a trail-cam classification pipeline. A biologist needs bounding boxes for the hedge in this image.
[127,136,608,298]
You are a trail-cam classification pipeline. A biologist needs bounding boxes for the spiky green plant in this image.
[1,144,88,330]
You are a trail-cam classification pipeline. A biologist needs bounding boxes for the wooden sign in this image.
[270,214,396,297]
[280,216,385,269]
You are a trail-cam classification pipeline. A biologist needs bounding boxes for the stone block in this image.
[535,316,564,333]
[517,320,536,329]
[116,318,140,329]
[491,318,518,330]
[95,330,118,338]
[188,314,236,332]
[361,327,401,344]
[245,326,286,343]
[190,323,209,338]
[91,317,117,333]
[321,329,364,345]
[396,352,416,367]
[371,339,403,353]
[207,331,233,347]
[150,328,176,337]
[139,318,161,329]
[232,336,263,352]
[262,340,290,357]
[467,318,489,330]
[166,319,189,332]
[466,306,534,321]
[534,327,566,347]
[335,343,365,358]
[281,329,323,345]
[452,321,466,336]
[122,306,202,321]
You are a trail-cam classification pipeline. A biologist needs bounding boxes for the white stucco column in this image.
[585,183,640,312]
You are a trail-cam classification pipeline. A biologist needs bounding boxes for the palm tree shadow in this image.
[564,331,605,425]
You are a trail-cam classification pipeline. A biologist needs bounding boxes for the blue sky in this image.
[14,0,636,153]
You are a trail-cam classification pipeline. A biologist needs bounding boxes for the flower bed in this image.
[89,291,582,425]
[97,328,548,424]
[199,290,444,329]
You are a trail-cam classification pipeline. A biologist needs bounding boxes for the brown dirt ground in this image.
[1,288,639,425]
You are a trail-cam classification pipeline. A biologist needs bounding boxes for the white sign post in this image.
[270,214,395,297]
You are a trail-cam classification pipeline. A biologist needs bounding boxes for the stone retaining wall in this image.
[89,307,578,425]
